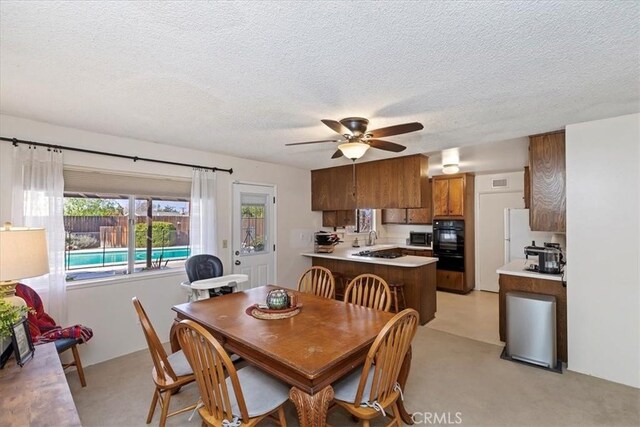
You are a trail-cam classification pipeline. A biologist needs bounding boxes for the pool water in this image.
[66,246,190,268]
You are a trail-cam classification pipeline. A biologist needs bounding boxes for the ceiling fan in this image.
[285,117,424,160]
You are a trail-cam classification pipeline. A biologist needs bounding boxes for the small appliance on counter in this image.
[409,231,433,247]
[524,241,565,274]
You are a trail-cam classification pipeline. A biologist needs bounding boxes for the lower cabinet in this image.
[402,249,433,257]
[436,270,473,293]
[436,270,465,292]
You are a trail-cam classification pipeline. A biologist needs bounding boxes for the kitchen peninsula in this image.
[302,245,438,325]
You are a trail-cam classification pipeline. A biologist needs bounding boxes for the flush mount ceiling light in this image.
[442,163,460,174]
[338,142,370,160]
[441,148,460,174]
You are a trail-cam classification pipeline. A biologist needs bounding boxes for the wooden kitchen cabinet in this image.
[322,210,355,228]
[381,178,432,224]
[382,207,431,225]
[312,154,429,211]
[432,174,472,218]
[436,270,466,292]
[311,164,355,211]
[381,208,407,224]
[523,166,531,209]
[401,249,433,257]
[407,207,431,224]
[529,131,566,232]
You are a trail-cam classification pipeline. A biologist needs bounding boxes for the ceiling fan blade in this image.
[368,139,407,153]
[285,139,343,146]
[321,119,353,136]
[367,122,424,138]
[331,149,343,159]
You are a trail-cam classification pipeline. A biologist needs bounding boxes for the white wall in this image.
[0,114,319,366]
[565,113,640,388]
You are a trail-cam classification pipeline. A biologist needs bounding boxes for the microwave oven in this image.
[409,231,432,247]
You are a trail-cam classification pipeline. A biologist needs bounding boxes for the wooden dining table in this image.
[171,285,415,426]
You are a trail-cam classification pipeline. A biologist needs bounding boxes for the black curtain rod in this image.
[0,136,233,174]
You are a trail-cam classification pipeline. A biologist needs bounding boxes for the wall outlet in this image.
[222,239,228,249]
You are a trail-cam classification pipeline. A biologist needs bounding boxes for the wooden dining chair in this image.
[132,297,198,427]
[332,309,419,427]
[297,266,336,299]
[175,319,289,427]
[344,274,392,311]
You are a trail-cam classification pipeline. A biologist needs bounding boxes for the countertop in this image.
[497,259,564,282]
[302,244,437,268]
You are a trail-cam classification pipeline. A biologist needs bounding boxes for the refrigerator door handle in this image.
[504,208,511,264]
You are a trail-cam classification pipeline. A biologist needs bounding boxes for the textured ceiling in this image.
[1,1,638,171]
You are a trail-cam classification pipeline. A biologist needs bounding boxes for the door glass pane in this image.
[240,194,267,255]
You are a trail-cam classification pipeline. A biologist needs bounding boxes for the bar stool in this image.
[389,282,407,313]
[332,272,349,300]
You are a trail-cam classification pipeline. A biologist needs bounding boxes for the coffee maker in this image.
[524,241,565,274]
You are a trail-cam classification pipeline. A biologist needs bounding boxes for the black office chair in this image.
[184,255,233,298]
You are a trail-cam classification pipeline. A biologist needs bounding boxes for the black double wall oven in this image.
[433,220,465,272]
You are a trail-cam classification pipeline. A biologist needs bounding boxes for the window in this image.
[345,209,375,234]
[64,195,190,281]
[62,169,192,282]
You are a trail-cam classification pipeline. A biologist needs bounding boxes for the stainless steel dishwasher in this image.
[504,291,559,371]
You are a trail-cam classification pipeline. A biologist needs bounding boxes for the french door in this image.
[232,183,276,289]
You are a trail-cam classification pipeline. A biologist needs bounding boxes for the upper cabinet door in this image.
[311,165,355,211]
[407,208,431,224]
[381,208,407,224]
[529,131,566,232]
[432,179,450,217]
[447,177,465,216]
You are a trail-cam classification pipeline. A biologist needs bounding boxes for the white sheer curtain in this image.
[189,168,217,255]
[11,145,67,325]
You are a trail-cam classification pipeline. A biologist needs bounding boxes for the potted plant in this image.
[0,299,30,357]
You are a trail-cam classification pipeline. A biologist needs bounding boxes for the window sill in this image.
[65,268,186,291]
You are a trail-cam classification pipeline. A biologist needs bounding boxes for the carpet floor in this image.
[66,326,639,427]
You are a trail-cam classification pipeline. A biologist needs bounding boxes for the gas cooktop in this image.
[353,250,405,259]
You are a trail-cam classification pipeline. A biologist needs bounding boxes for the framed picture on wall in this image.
[10,317,35,366]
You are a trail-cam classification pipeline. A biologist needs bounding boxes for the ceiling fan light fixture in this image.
[338,142,370,160]
[442,163,460,174]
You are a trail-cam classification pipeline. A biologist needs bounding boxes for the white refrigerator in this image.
[504,208,554,263]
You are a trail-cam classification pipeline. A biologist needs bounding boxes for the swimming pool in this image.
[65,246,190,268]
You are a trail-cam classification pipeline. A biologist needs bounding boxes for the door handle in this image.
[235,260,241,266]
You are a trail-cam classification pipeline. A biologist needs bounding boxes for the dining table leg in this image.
[397,346,414,424]
[289,385,334,427]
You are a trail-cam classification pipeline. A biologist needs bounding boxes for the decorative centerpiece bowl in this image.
[266,289,290,310]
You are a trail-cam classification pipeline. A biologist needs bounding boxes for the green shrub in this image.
[135,222,176,248]
[66,234,100,250]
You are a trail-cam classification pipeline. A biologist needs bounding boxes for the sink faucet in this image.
[367,230,378,246]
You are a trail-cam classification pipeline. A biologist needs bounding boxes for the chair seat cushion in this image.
[333,366,376,404]
[227,365,289,418]
[54,337,81,353]
[166,350,193,377]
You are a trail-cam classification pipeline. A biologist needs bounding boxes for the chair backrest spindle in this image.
[297,266,336,299]
[344,274,392,311]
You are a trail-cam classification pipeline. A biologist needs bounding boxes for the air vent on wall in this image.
[492,178,508,188]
